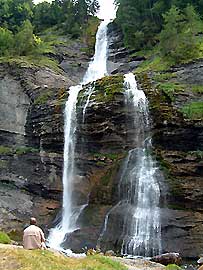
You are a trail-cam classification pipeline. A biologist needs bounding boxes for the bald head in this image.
[30,217,37,225]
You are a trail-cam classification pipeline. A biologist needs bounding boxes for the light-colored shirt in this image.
[23,225,45,250]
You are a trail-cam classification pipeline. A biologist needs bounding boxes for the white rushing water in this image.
[98,73,161,257]
[121,73,162,256]
[48,12,114,254]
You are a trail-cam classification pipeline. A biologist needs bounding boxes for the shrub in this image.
[0,231,11,244]
[14,20,35,56]
[0,27,14,56]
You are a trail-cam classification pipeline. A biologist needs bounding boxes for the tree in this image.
[115,0,203,50]
[0,0,33,32]
[14,20,35,55]
[159,5,201,63]
[115,0,162,49]
[33,2,54,32]
[0,27,14,56]
[159,6,182,58]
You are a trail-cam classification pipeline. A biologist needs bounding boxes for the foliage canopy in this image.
[0,0,100,57]
[115,0,203,63]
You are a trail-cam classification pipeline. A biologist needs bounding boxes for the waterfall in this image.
[98,73,162,257]
[48,15,113,253]
[121,73,162,256]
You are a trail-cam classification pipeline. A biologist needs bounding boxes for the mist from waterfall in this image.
[47,15,113,254]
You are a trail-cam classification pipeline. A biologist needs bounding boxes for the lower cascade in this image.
[98,73,162,257]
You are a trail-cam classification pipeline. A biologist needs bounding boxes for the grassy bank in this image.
[0,248,127,270]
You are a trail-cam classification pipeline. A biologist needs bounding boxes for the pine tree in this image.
[159,5,201,63]
[15,20,35,55]
[0,27,14,56]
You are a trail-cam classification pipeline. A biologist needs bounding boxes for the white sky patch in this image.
[33,0,52,4]
[33,0,117,21]
[97,0,117,20]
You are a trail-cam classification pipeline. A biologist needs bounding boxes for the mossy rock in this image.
[94,75,124,102]
[155,150,183,197]
[34,91,54,105]
[136,72,183,124]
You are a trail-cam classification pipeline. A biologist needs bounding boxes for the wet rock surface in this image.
[107,22,144,75]
[0,37,90,234]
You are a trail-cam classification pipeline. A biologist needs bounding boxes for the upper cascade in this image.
[82,20,109,84]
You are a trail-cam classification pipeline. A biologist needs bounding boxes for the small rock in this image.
[105,250,115,256]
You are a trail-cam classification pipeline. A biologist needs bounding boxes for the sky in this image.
[33,0,117,21]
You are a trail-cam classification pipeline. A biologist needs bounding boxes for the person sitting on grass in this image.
[23,217,46,250]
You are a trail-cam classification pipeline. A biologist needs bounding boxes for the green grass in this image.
[25,55,61,73]
[153,72,177,82]
[0,232,11,244]
[15,147,39,155]
[191,85,203,94]
[0,146,39,155]
[39,28,68,46]
[165,264,181,270]
[93,153,120,160]
[0,249,127,270]
[136,55,173,73]
[0,55,61,73]
[157,82,184,101]
[181,101,203,119]
[0,146,13,155]
[198,37,203,58]
[135,36,203,74]
[34,91,53,105]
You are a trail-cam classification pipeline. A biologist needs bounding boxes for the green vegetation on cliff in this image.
[181,101,203,119]
[0,0,100,69]
[115,0,203,65]
[0,248,127,270]
[0,146,39,155]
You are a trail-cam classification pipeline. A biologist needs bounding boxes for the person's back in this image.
[23,217,45,250]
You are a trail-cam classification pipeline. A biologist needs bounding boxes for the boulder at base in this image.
[151,253,182,266]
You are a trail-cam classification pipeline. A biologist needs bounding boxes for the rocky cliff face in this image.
[136,62,203,258]
[0,37,90,240]
[0,22,203,259]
